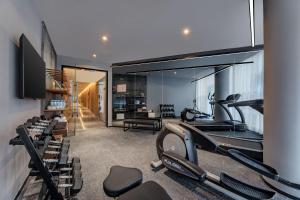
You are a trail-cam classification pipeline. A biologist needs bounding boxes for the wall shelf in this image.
[112,74,147,120]
[44,109,66,112]
[46,88,68,94]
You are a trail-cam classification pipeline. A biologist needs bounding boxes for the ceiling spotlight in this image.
[101,35,108,42]
[182,28,191,36]
[92,53,97,58]
[174,71,177,74]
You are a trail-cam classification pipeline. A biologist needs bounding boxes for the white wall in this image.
[0,0,42,199]
[57,55,113,126]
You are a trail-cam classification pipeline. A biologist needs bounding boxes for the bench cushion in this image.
[103,166,143,197]
[118,181,172,200]
[124,119,156,125]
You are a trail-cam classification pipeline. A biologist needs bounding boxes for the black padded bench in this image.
[123,119,160,134]
[118,181,172,200]
[103,166,171,200]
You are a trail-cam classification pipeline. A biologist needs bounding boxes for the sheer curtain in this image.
[195,75,215,115]
[194,51,264,134]
[229,51,264,134]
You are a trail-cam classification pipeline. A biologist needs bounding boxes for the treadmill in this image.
[181,93,215,122]
[209,99,264,140]
[188,94,248,132]
[180,122,263,161]
[182,99,264,161]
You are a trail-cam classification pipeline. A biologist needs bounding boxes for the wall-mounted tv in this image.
[19,34,46,99]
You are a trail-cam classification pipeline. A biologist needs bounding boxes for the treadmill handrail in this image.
[233,106,245,123]
[215,102,234,121]
[228,99,264,114]
[211,94,245,123]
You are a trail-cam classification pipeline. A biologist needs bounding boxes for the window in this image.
[229,51,264,133]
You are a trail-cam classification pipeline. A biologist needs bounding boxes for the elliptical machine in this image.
[181,93,215,122]
[152,123,300,199]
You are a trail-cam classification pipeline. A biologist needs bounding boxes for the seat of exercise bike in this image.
[103,166,143,197]
[118,181,172,200]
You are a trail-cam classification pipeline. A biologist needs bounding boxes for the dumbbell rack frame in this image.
[16,125,64,200]
[159,104,176,118]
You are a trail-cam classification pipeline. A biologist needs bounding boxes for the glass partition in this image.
[112,49,264,149]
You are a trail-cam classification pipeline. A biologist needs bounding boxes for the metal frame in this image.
[62,65,109,127]
[126,61,254,75]
[112,45,263,67]
[16,125,63,200]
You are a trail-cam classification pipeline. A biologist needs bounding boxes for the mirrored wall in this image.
[111,49,264,156]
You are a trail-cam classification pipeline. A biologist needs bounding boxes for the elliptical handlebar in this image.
[208,92,215,102]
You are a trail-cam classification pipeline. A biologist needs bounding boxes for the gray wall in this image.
[147,74,193,116]
[0,0,42,199]
[146,68,214,116]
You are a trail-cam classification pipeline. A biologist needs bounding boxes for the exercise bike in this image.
[151,123,300,200]
[181,93,215,122]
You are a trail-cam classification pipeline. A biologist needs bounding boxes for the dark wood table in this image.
[123,117,162,134]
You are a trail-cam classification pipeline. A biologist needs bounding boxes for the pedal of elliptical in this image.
[227,149,278,179]
[220,173,275,200]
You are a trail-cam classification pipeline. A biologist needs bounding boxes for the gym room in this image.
[1,0,299,200]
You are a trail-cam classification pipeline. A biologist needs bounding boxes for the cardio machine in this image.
[152,123,300,199]
[181,93,215,122]
[185,99,264,161]
[188,94,249,132]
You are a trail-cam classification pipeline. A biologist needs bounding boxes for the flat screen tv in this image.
[19,34,46,99]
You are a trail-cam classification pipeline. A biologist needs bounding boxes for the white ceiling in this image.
[32,0,263,66]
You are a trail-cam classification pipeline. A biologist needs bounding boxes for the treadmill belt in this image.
[209,134,263,150]
[180,122,263,161]
[209,133,263,161]
[189,121,233,131]
[191,121,230,126]
[207,130,263,141]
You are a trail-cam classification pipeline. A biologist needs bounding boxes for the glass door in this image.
[63,68,79,136]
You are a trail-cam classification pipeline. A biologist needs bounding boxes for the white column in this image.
[214,68,230,121]
[264,0,300,197]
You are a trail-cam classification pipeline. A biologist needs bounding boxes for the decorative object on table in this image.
[117,84,126,93]
[148,112,156,118]
[116,113,125,120]
[135,99,141,105]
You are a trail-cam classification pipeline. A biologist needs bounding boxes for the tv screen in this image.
[19,34,46,99]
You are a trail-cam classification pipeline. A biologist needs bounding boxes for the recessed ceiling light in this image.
[101,35,108,42]
[182,28,191,36]
[92,53,97,58]
[174,71,177,74]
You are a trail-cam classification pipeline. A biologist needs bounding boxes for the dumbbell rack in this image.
[159,104,176,118]
[9,117,82,200]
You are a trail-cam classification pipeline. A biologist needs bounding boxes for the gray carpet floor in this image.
[69,121,289,200]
